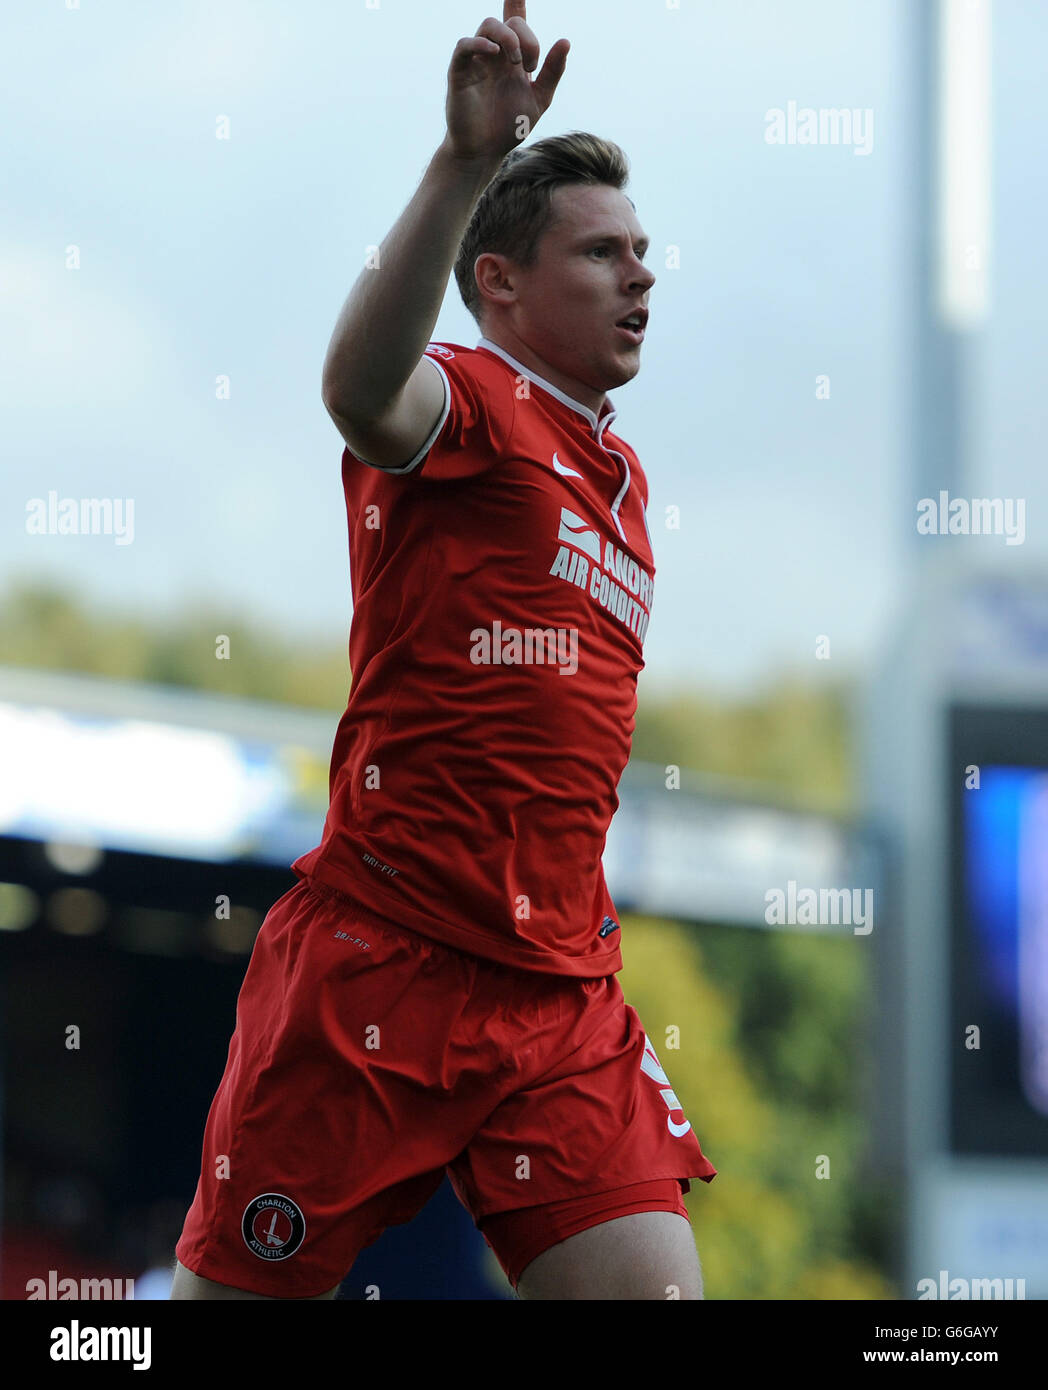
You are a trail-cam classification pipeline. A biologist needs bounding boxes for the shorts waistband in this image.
[300,874,478,967]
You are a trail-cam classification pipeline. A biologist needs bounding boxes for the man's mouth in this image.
[615,308,648,344]
[615,321,645,344]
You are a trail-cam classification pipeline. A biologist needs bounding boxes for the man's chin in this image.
[603,355,642,388]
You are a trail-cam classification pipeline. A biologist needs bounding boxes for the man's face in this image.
[479,183,656,408]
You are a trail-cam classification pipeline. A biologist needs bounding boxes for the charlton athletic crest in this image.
[242,1193,306,1261]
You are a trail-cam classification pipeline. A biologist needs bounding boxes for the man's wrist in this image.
[433,140,503,190]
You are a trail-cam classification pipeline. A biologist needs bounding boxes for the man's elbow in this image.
[321,373,358,427]
[321,364,343,415]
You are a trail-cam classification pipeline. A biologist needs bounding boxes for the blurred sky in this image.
[2,0,1045,697]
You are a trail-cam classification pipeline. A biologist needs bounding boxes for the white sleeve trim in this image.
[355,355,452,475]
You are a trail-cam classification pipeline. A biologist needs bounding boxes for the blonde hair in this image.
[453,131,633,327]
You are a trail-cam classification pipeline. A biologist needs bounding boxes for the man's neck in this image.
[480,329,609,420]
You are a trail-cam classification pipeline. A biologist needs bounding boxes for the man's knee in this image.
[169,1259,340,1301]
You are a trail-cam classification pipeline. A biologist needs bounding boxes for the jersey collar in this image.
[477,337,618,439]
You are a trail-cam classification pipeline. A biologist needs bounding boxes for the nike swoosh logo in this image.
[552,452,583,478]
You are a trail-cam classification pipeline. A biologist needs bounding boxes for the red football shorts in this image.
[176,877,717,1297]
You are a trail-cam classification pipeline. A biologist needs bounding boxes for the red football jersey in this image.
[292,338,656,976]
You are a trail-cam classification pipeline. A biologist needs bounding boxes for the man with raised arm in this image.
[172,1,716,1303]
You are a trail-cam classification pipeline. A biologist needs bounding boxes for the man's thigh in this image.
[169,1259,340,1301]
[449,981,718,1245]
[515,1209,703,1300]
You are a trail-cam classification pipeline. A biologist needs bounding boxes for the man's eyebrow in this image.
[575,231,651,252]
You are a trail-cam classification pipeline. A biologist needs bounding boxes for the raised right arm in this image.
[320,5,570,471]
[320,144,501,469]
